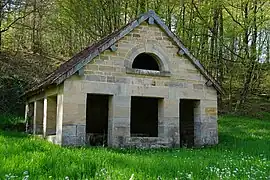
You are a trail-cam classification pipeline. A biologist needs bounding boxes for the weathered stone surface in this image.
[62,136,86,146]
[77,125,86,136]
[62,125,77,136]
[205,107,217,116]
[33,16,218,149]
[194,122,218,146]
[193,84,204,90]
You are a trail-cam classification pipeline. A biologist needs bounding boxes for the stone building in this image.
[24,10,224,148]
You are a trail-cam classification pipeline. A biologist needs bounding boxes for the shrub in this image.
[0,114,25,132]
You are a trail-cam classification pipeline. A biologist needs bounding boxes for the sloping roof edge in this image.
[24,10,225,97]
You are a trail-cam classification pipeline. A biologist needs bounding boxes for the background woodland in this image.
[0,0,269,116]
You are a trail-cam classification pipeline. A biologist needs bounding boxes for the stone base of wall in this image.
[109,137,179,148]
[62,124,86,146]
[50,122,218,148]
[86,133,107,146]
[62,136,85,146]
[194,122,218,146]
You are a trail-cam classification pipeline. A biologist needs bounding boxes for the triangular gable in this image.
[25,10,224,96]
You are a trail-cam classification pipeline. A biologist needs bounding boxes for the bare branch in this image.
[0,10,34,33]
[191,1,245,60]
[223,5,245,29]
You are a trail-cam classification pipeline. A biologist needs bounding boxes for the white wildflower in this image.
[129,174,134,180]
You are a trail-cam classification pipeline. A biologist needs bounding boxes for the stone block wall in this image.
[60,21,218,147]
[62,76,87,146]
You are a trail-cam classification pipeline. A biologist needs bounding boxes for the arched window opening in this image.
[132,53,160,71]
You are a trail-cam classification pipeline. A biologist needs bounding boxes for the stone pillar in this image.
[24,103,29,132]
[56,93,63,145]
[108,96,131,147]
[43,97,47,137]
[62,92,86,146]
[194,100,218,146]
[33,101,37,134]
[159,98,180,147]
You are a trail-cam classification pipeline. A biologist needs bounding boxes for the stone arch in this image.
[124,43,170,73]
[132,53,160,71]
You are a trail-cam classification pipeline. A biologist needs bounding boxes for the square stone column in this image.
[43,97,47,137]
[108,96,131,147]
[194,100,218,146]
[62,92,86,146]
[33,101,37,134]
[56,93,64,145]
[158,98,180,147]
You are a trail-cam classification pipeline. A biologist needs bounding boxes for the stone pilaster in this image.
[62,88,86,146]
[194,100,218,146]
[159,98,180,147]
[108,96,131,147]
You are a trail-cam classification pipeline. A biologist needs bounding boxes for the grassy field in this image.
[0,115,269,180]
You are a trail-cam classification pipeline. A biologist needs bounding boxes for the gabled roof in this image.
[25,10,224,96]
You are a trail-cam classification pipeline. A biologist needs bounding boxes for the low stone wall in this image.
[125,137,177,148]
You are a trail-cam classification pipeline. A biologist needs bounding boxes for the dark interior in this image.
[132,53,160,71]
[48,95,57,135]
[86,94,109,146]
[27,102,34,133]
[131,96,158,137]
[180,99,197,148]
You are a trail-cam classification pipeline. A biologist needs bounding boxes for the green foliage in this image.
[0,76,26,115]
[0,0,269,115]
[0,114,25,131]
[0,116,269,179]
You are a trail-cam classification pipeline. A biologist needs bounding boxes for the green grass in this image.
[0,115,269,180]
